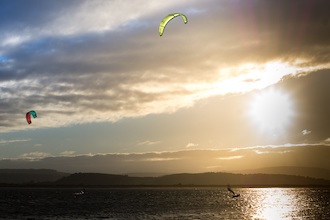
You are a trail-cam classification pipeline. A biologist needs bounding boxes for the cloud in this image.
[302,129,312,136]
[59,150,76,156]
[186,143,199,148]
[1,144,329,173]
[217,156,243,160]
[1,0,330,133]
[281,72,330,143]
[142,157,180,162]
[0,139,31,145]
[0,0,185,46]
[254,150,293,155]
[231,142,328,151]
[19,151,50,160]
[137,140,161,146]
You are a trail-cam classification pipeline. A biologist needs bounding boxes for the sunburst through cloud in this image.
[249,88,295,136]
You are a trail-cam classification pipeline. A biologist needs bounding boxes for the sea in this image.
[0,187,329,219]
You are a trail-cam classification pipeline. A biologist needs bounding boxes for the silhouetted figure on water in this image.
[227,185,240,198]
[73,188,85,196]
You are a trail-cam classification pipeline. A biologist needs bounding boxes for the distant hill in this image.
[125,172,168,177]
[236,166,330,180]
[0,169,69,184]
[2,169,330,187]
[55,172,330,187]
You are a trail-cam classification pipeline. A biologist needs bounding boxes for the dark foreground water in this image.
[0,187,329,219]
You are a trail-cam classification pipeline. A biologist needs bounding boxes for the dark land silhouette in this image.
[0,169,69,184]
[237,166,330,180]
[1,168,330,187]
[54,172,330,187]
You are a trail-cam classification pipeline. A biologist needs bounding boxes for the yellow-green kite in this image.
[159,13,187,36]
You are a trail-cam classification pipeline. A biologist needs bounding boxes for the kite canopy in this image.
[159,13,187,36]
[26,110,37,124]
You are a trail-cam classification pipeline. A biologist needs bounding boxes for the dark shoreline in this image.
[2,170,330,188]
[1,183,330,188]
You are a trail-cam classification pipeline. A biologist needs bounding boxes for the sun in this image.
[249,88,294,134]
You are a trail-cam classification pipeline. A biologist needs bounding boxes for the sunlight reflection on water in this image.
[247,188,297,219]
[237,188,330,220]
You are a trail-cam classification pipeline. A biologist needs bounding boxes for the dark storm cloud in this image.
[227,1,328,65]
[277,70,330,143]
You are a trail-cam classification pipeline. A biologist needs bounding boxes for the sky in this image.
[0,0,330,174]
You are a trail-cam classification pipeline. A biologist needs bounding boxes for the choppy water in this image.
[0,187,329,219]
